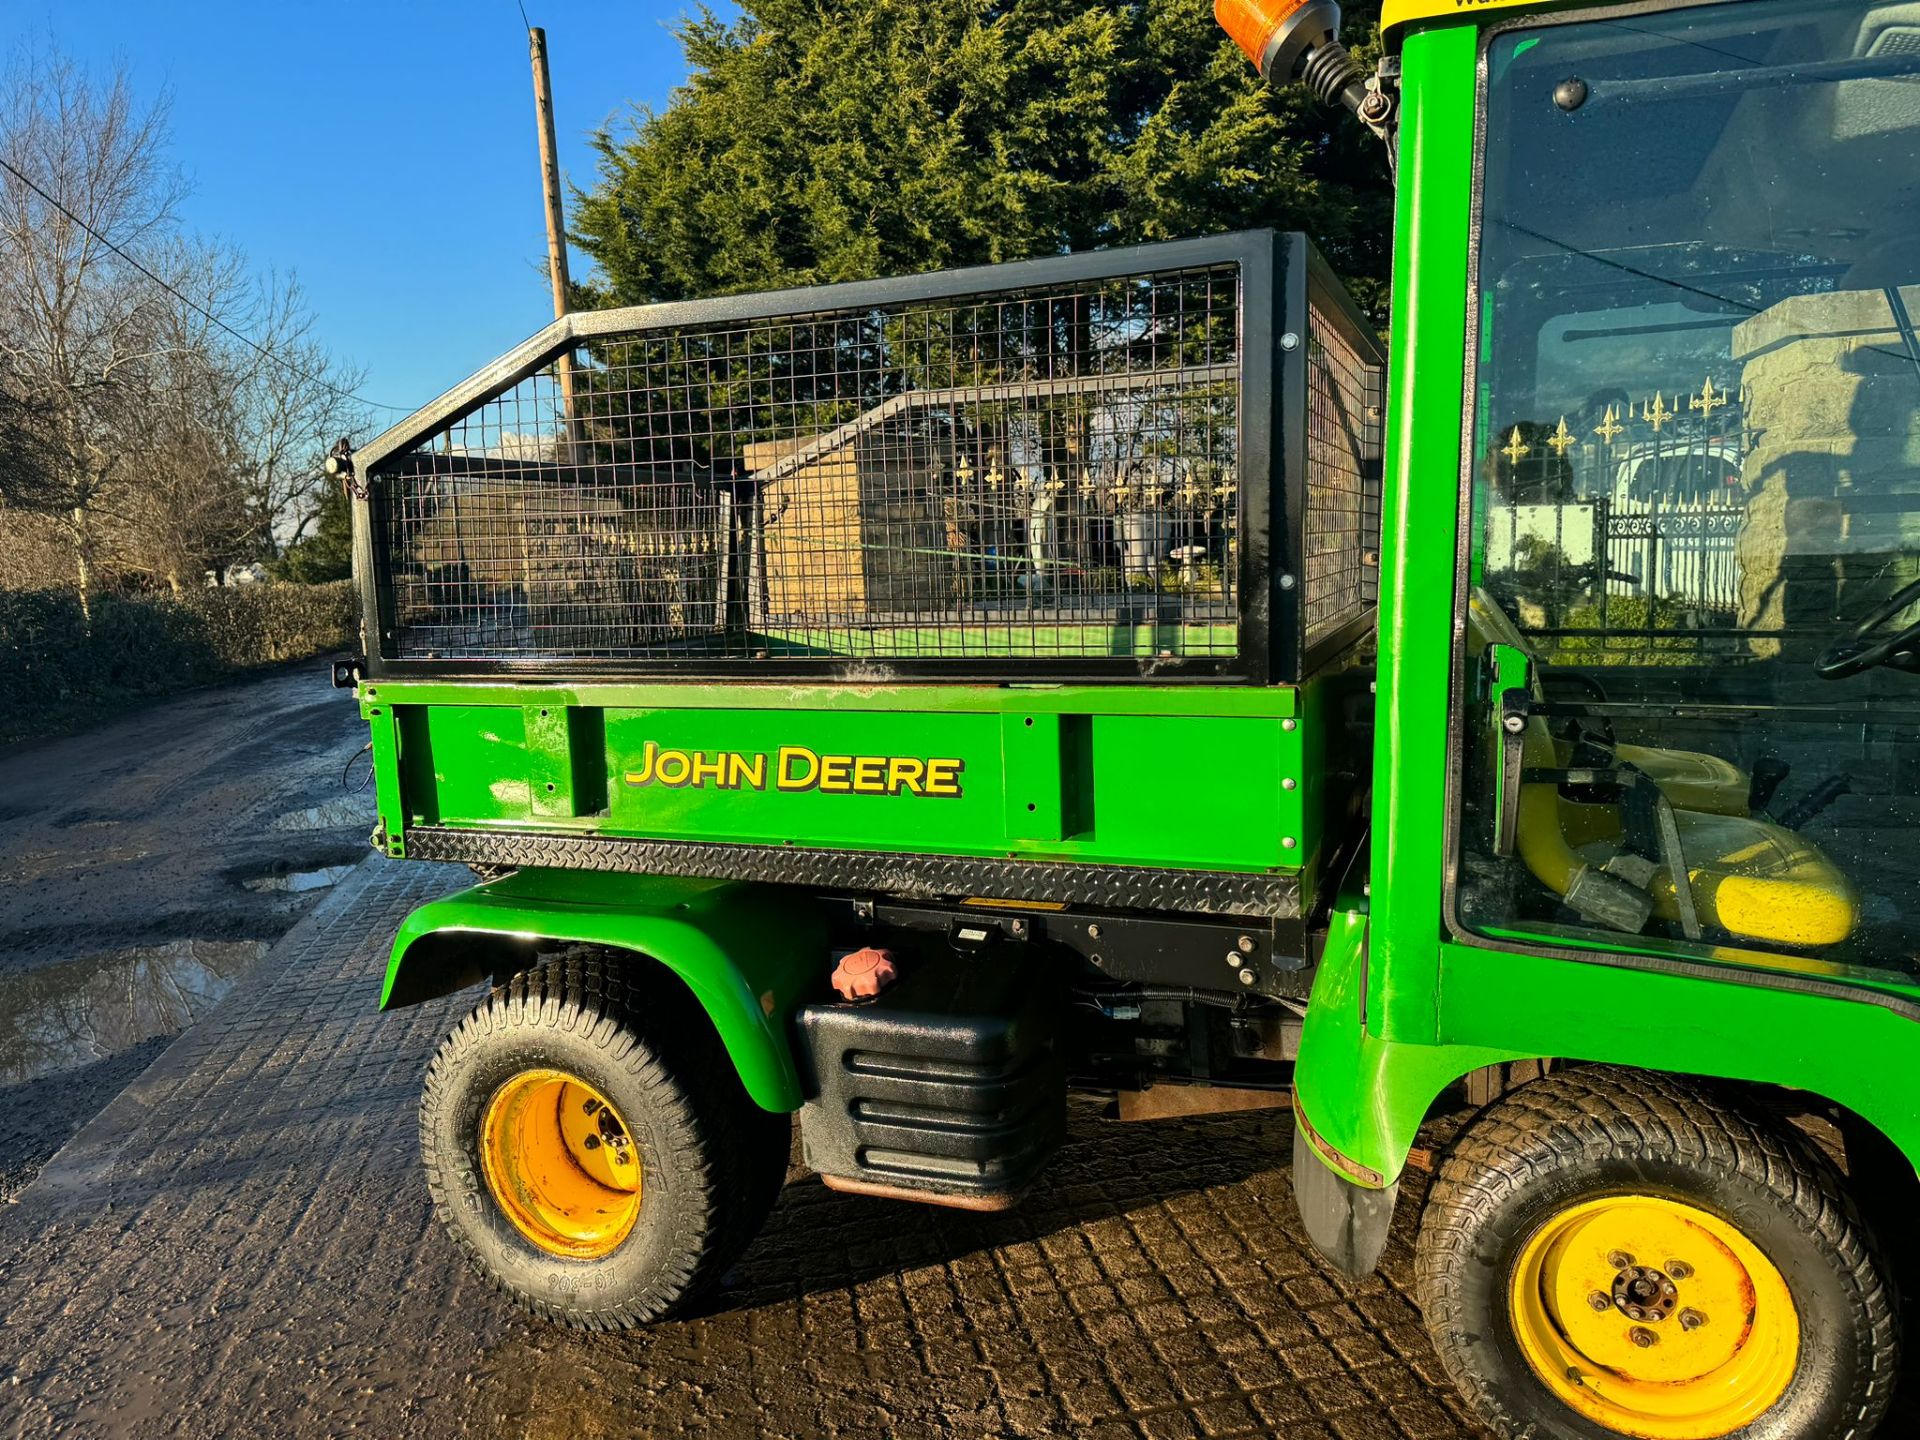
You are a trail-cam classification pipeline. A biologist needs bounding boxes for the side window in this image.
[1457,0,1920,983]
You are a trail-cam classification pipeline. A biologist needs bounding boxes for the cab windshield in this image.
[1459,0,1920,986]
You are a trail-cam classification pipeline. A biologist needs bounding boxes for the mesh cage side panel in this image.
[1302,300,1384,649]
[376,265,1245,665]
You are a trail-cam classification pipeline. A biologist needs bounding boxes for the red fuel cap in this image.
[831,947,899,1000]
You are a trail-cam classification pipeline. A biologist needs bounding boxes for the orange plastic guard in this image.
[1214,0,1311,71]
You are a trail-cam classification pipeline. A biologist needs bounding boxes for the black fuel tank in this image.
[795,949,1065,1209]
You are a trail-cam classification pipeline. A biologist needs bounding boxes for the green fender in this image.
[1291,900,1518,1193]
[381,868,825,1112]
[1293,898,1920,1195]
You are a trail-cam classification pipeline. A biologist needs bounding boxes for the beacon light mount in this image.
[1215,0,1396,140]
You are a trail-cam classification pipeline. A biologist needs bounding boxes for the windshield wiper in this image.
[1586,51,1920,107]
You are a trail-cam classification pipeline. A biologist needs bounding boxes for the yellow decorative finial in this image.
[1501,426,1531,465]
[1646,393,1673,433]
[1690,376,1726,418]
[1545,416,1578,456]
[1593,405,1624,445]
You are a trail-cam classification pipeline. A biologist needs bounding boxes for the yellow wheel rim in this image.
[480,1069,642,1259]
[1508,1195,1799,1438]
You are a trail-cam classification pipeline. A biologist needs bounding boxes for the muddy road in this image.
[0,663,373,1199]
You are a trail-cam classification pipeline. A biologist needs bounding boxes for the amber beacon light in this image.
[1214,0,1371,116]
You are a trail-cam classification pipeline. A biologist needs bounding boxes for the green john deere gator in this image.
[339,0,1920,1432]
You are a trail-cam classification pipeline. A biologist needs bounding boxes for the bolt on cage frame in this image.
[351,231,1382,685]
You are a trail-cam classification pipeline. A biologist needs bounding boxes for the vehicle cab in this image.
[1258,0,1920,1432]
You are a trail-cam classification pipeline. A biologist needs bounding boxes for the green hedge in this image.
[0,581,356,740]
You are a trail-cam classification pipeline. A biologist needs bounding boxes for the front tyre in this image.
[1415,1067,1897,1440]
[420,953,786,1329]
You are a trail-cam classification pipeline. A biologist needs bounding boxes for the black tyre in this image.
[1415,1067,1897,1440]
[420,951,788,1329]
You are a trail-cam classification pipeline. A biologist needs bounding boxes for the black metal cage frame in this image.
[351,230,1382,685]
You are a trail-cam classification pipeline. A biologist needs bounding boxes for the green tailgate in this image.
[360,680,1314,875]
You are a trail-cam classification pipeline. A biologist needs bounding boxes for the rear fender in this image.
[382,869,826,1111]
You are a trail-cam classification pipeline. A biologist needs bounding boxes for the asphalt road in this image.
[0,861,1483,1440]
[3,670,1914,1438]
[0,662,373,1200]
[0,666,1494,1440]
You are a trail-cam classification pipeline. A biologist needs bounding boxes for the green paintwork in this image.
[361,680,1311,875]
[1341,18,1475,1051]
[381,869,826,1111]
[1299,891,1920,1189]
[368,1,1920,1223]
[1290,13,1920,1195]
[1437,942,1920,1160]
[1291,894,1520,1190]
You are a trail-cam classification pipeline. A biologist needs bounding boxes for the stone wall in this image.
[1732,284,1920,660]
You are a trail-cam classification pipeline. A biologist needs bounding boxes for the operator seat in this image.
[1466,591,1752,814]
[1467,591,1859,949]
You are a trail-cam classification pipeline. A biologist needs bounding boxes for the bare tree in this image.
[0,45,368,605]
[0,45,185,615]
[231,268,369,556]
[138,250,369,582]
[103,239,255,592]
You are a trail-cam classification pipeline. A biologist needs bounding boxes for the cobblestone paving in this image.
[0,861,1485,1440]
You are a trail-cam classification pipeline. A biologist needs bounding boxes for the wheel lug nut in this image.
[583,1134,601,1150]
[1629,1327,1658,1348]
[1679,1309,1707,1331]
[1588,1291,1612,1312]
[1608,1251,1635,1269]
[1625,1306,1643,1321]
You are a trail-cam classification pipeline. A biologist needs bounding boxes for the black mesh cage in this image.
[356,232,1382,682]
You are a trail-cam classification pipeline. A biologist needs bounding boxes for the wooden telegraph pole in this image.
[528,25,578,447]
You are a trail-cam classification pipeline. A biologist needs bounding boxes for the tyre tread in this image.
[420,948,786,1330]
[1414,1066,1898,1439]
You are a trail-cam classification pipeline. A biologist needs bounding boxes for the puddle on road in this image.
[272,796,375,832]
[0,939,268,1084]
[243,864,356,894]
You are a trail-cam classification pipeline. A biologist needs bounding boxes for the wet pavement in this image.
[5,669,1912,1438]
[0,860,1485,1440]
[0,662,372,1195]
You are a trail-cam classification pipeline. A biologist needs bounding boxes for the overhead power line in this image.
[0,153,415,414]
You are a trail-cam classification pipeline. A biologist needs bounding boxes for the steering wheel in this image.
[1816,576,1920,680]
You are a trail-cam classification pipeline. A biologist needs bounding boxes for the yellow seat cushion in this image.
[1516,717,1856,949]
[1614,744,1751,817]
[1565,807,1858,949]
[1658,809,1858,948]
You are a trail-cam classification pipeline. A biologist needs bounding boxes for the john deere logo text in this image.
[624,742,964,798]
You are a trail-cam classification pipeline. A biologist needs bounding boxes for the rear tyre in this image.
[420,951,787,1329]
[1415,1067,1897,1440]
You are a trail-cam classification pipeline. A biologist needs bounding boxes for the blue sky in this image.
[1,1,724,428]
